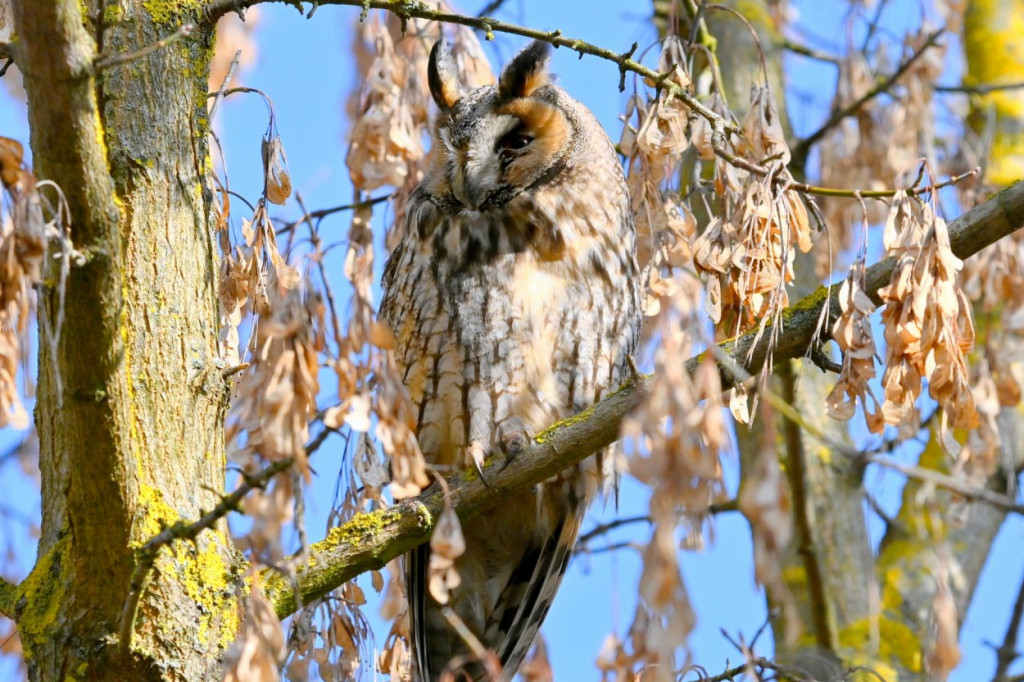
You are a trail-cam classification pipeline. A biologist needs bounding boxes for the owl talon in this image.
[473,458,491,488]
[497,431,528,470]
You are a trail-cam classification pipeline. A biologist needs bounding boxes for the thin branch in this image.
[859,0,891,54]
[208,49,242,123]
[201,1,967,201]
[0,575,17,620]
[93,24,194,71]
[993,564,1024,681]
[262,180,1024,620]
[475,0,508,17]
[936,81,1024,95]
[577,515,652,545]
[277,193,394,235]
[791,27,945,170]
[201,0,738,133]
[781,38,841,65]
[866,455,1024,516]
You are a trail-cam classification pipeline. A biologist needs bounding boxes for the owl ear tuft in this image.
[499,40,551,99]
[428,40,461,110]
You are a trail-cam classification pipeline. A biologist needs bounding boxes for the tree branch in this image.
[936,81,1024,95]
[203,1,970,201]
[865,455,1024,516]
[993,563,1024,681]
[265,180,1024,619]
[201,0,735,133]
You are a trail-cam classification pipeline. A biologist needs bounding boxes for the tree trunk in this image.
[11,1,235,679]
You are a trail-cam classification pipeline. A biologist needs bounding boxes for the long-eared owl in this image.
[379,39,641,681]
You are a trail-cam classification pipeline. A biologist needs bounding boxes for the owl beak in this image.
[452,171,487,211]
[463,182,487,210]
[454,153,499,210]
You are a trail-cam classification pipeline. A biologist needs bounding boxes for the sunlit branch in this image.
[203,1,966,201]
[117,457,295,651]
[277,193,394,235]
[200,0,739,134]
[263,180,1024,619]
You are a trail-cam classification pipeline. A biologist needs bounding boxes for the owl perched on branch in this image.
[379,39,641,681]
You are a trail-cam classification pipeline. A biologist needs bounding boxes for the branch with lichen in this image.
[0,575,17,620]
[118,457,295,650]
[262,180,1024,620]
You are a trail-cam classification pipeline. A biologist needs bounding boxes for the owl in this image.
[379,39,640,681]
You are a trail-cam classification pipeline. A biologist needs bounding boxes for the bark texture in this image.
[11,1,236,679]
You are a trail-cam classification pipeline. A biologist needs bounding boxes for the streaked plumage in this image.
[379,39,640,681]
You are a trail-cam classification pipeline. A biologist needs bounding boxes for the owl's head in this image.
[424,39,583,212]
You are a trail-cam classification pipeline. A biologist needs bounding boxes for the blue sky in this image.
[1,1,1022,680]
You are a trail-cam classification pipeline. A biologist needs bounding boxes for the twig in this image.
[791,27,945,170]
[577,515,652,544]
[295,192,345,348]
[201,0,739,132]
[935,81,1024,95]
[208,49,242,122]
[781,38,841,65]
[475,0,508,17]
[859,0,891,54]
[992,565,1024,680]
[277,193,394,234]
[93,24,194,71]
[865,455,1024,516]
[199,1,969,201]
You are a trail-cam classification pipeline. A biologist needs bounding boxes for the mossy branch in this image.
[266,180,1024,619]
[0,575,17,620]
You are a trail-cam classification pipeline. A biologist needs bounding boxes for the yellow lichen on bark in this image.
[964,0,1024,186]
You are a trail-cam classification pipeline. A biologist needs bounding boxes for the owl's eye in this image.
[498,131,534,152]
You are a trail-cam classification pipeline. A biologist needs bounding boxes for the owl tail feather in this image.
[407,501,586,682]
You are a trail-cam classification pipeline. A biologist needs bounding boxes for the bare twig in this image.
[859,0,892,54]
[93,24,194,71]
[199,2,967,201]
[577,515,652,545]
[791,27,945,170]
[277,193,394,235]
[781,38,841,65]
[208,49,242,122]
[865,455,1024,516]
[475,0,508,17]
[992,565,1024,680]
[936,81,1024,95]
